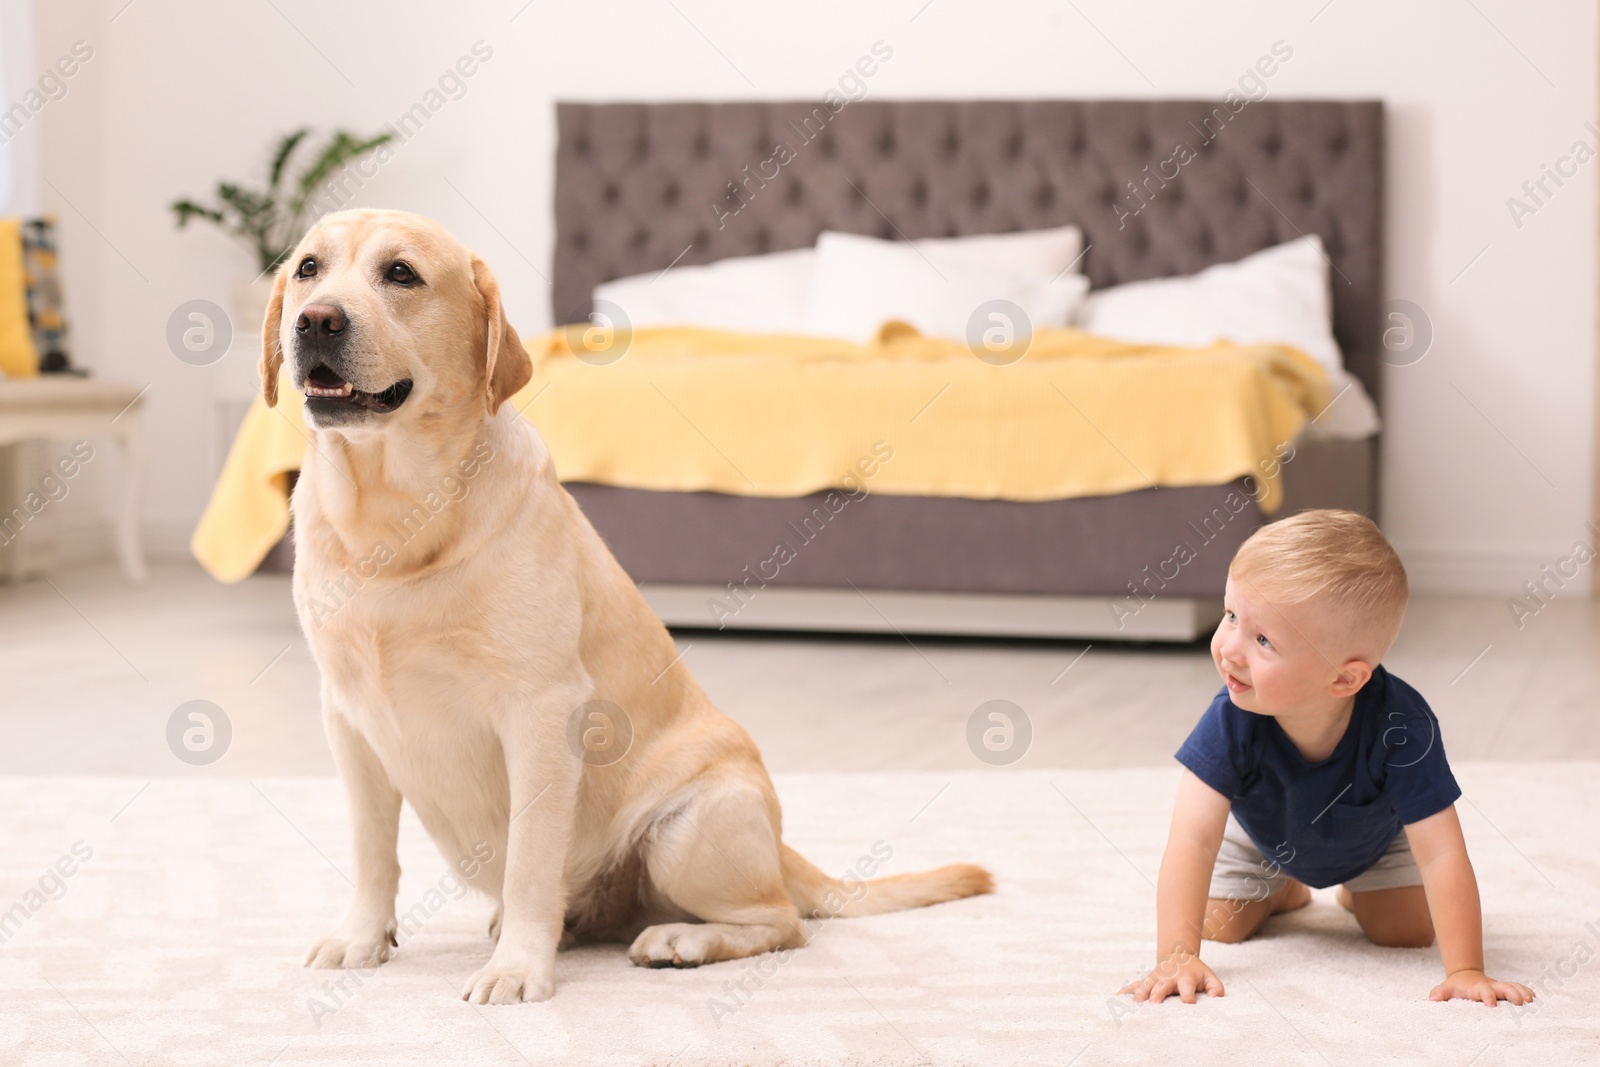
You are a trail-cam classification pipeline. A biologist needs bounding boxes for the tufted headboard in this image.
[553,99,1384,402]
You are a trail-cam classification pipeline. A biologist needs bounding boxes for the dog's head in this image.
[259,209,531,430]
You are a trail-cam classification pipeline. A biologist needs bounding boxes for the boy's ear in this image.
[1328,660,1373,698]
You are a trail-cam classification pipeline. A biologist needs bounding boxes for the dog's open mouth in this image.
[303,365,413,413]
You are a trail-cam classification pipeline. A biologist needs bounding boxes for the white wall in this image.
[27,0,1599,593]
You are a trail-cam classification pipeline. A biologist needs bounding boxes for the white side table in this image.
[0,376,148,583]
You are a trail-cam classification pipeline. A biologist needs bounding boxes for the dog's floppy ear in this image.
[472,253,532,413]
[258,265,290,407]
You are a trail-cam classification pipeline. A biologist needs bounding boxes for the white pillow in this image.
[590,224,1084,335]
[1303,366,1381,439]
[1075,236,1345,375]
[800,231,1090,345]
[592,248,815,335]
[914,223,1083,277]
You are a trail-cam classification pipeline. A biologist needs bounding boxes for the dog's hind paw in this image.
[628,923,713,968]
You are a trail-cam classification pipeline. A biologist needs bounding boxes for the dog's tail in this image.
[780,843,993,919]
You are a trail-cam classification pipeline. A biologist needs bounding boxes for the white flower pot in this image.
[234,275,278,339]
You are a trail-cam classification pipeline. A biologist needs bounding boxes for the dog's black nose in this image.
[296,303,348,338]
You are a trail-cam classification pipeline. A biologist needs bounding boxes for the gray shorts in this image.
[1208,812,1423,899]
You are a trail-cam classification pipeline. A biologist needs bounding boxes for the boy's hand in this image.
[1119,951,1224,1004]
[1429,969,1535,1007]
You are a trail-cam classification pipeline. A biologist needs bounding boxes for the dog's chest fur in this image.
[295,557,527,871]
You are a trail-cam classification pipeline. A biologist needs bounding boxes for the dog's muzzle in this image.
[294,303,413,416]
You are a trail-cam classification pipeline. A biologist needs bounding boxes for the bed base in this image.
[641,583,1222,642]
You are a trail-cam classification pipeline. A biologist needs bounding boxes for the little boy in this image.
[1122,510,1533,1008]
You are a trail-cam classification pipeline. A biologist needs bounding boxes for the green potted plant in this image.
[172,127,394,333]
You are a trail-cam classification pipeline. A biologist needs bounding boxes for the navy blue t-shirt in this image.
[1175,665,1460,889]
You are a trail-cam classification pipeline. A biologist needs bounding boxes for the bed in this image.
[549,99,1383,640]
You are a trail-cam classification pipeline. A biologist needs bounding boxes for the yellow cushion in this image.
[0,219,38,377]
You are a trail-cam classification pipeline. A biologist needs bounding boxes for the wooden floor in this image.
[2,562,1594,776]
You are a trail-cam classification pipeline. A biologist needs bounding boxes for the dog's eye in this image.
[296,257,318,279]
[386,262,418,285]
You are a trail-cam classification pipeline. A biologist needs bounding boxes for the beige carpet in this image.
[3,765,1595,1066]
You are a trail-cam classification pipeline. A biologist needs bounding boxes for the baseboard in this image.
[640,583,1221,642]
[47,516,194,570]
[1398,543,1595,597]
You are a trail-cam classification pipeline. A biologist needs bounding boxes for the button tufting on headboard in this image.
[553,100,1384,403]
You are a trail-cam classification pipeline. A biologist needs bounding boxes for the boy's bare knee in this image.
[1206,922,1254,944]
[1347,884,1434,949]
[1202,897,1266,943]
[1355,905,1435,948]
[1363,922,1435,949]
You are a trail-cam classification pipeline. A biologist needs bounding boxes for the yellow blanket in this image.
[191,325,1328,582]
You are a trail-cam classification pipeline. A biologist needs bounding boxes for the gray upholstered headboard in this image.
[553,100,1383,403]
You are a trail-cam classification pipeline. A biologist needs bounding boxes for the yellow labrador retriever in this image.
[260,209,992,1004]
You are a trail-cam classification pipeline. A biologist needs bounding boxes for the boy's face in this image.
[1210,574,1347,716]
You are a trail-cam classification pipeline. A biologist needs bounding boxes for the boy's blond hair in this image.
[1229,509,1409,661]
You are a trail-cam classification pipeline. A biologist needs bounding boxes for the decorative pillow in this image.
[21,217,71,372]
[0,218,40,378]
[590,224,1085,335]
[1075,236,1344,375]
[799,231,1089,345]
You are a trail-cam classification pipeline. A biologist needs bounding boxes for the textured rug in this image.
[2,765,1595,1066]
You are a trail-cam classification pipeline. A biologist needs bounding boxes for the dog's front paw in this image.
[460,955,555,1005]
[304,921,397,970]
